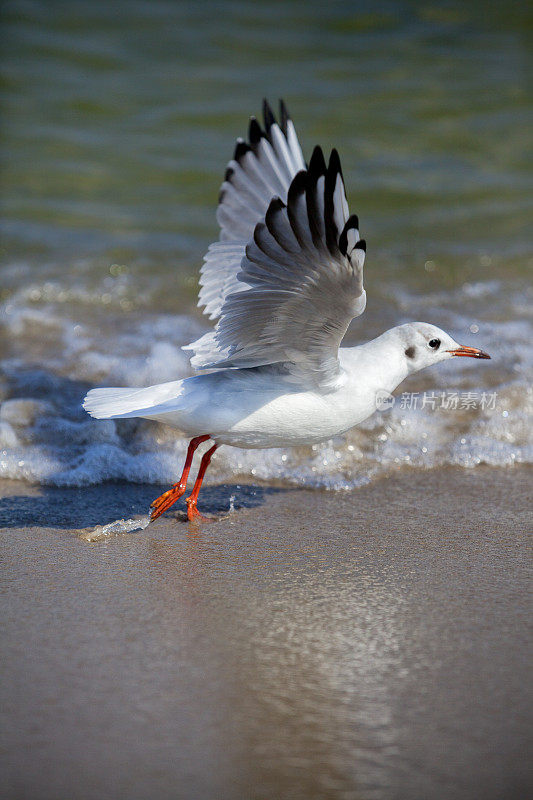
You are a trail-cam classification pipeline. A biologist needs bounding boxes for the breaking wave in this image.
[0,275,531,490]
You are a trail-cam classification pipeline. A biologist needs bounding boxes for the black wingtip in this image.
[262,99,276,132]
[338,215,360,257]
[308,145,327,178]
[287,170,308,203]
[266,195,286,213]
[354,239,366,252]
[343,213,359,233]
[248,116,263,145]
[323,149,344,255]
[279,99,289,135]
[328,148,343,178]
[234,138,251,161]
[265,195,287,233]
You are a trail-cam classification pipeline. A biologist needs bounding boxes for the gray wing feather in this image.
[217,102,305,243]
[187,146,367,388]
[197,240,250,320]
[196,101,305,327]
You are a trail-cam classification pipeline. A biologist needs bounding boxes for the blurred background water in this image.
[0,0,531,488]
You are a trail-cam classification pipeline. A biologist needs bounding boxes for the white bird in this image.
[83,100,490,522]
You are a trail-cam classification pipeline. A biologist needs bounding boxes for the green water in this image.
[1,0,531,311]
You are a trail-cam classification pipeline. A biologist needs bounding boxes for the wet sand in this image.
[1,466,532,800]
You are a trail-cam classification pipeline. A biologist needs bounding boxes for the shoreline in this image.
[0,463,530,536]
[1,464,532,799]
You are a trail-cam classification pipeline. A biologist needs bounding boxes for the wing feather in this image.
[187,145,367,388]
[202,100,306,320]
[198,240,249,319]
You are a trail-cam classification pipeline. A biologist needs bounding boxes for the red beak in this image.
[446,345,491,359]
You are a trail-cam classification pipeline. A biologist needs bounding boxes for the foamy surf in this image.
[1,275,531,492]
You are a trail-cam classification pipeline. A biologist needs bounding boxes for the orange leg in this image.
[186,443,218,522]
[150,435,210,521]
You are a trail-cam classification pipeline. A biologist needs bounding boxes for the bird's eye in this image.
[428,338,441,350]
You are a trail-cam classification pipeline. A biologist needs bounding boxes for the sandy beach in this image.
[1,465,531,799]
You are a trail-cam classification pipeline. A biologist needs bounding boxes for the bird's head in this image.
[397,322,490,373]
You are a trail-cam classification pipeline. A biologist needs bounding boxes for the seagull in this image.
[83,100,490,522]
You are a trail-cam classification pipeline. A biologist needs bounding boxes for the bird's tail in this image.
[83,380,183,420]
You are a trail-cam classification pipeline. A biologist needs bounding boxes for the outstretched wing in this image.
[186,146,367,388]
[198,99,306,321]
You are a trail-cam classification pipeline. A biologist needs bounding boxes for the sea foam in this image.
[1,277,531,490]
